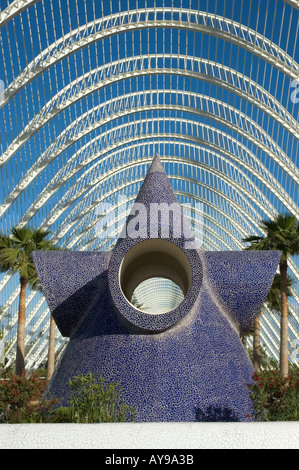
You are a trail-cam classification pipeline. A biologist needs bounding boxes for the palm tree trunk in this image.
[279,259,289,378]
[252,312,261,373]
[15,277,27,376]
[46,315,56,381]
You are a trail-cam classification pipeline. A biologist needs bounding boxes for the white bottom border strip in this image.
[0,422,299,449]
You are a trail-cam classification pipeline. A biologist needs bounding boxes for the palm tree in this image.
[251,312,262,373]
[46,315,56,380]
[29,267,58,379]
[0,227,57,375]
[266,273,293,313]
[29,274,57,380]
[243,213,299,378]
[249,274,293,373]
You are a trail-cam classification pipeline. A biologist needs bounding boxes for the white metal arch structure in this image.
[0,0,299,370]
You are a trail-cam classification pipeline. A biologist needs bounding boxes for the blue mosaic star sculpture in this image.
[33,155,280,422]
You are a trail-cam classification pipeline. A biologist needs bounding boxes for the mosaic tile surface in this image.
[33,155,281,422]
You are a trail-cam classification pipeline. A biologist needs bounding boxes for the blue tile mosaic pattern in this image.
[33,155,281,422]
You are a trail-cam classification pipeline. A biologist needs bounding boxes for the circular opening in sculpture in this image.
[119,239,192,315]
[130,277,185,314]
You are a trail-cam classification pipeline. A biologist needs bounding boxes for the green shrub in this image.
[54,372,136,423]
[0,371,58,423]
[249,365,299,421]
[0,371,136,423]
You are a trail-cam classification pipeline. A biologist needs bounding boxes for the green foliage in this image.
[0,371,58,423]
[54,372,136,423]
[0,226,57,284]
[0,371,135,423]
[2,367,299,423]
[249,365,299,421]
[54,372,136,422]
[243,213,299,261]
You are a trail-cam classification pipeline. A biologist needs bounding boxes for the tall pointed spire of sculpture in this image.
[116,153,195,248]
[134,153,178,205]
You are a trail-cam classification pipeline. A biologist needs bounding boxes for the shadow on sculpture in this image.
[195,405,245,422]
[33,154,281,422]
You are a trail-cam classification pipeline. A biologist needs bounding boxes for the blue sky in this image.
[0,0,299,368]
[0,0,298,235]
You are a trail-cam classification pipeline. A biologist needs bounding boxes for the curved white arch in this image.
[2,100,297,221]
[2,6,298,111]
[45,159,275,248]
[2,54,298,169]
[0,0,298,369]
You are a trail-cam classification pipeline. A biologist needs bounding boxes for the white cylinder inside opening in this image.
[119,239,192,314]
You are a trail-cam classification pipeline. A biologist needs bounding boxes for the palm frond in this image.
[243,214,299,260]
[0,247,22,271]
[18,262,36,280]
[0,226,58,280]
